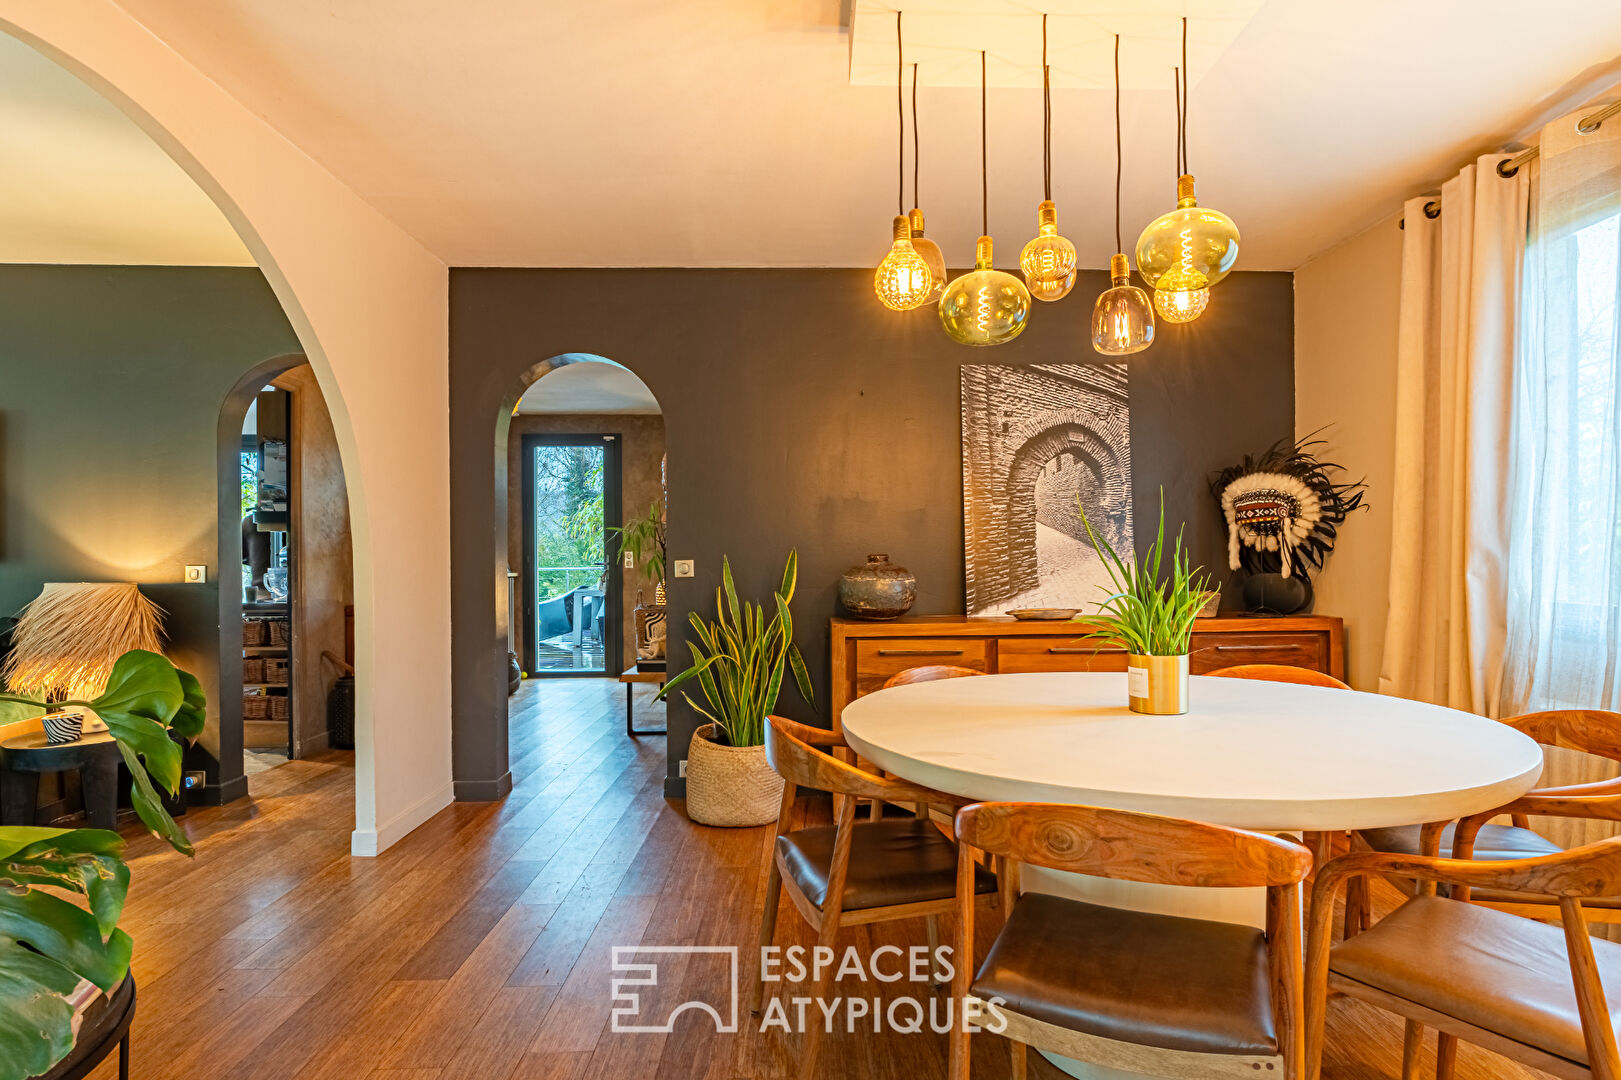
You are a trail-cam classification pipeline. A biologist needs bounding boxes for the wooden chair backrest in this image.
[882,665,984,689]
[955,801,1312,888]
[765,715,969,812]
[1205,664,1351,690]
[1505,710,1621,763]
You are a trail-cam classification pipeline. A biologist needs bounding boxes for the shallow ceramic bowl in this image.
[1005,608,1079,621]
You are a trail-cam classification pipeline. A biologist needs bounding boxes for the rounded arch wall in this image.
[0,1,452,855]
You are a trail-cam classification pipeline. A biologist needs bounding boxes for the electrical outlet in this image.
[184,771,206,790]
[673,559,695,578]
[184,565,207,584]
[623,551,635,569]
[679,760,687,778]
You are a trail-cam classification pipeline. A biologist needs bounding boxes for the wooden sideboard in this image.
[830,614,1345,730]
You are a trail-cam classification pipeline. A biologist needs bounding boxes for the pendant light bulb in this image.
[1020,201,1078,302]
[874,215,935,311]
[908,208,947,303]
[1092,253,1155,355]
[1153,281,1210,323]
[939,236,1031,347]
[1135,174,1240,293]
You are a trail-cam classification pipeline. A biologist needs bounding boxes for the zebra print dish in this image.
[42,710,84,745]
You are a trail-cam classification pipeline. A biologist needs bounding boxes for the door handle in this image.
[877,649,965,657]
[1212,643,1306,652]
[1047,646,1123,655]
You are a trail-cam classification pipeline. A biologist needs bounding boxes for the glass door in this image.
[521,433,621,676]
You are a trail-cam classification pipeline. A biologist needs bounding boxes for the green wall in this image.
[0,265,300,798]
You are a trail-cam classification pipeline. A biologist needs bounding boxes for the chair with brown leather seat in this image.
[1206,663,1352,690]
[1306,807,1621,1080]
[881,663,984,688]
[756,715,998,1080]
[1346,709,1621,937]
[949,801,1313,1080]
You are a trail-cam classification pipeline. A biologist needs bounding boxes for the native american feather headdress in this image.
[1209,435,1367,579]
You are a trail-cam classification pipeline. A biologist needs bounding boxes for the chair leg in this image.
[1009,1039,1027,1080]
[925,914,941,988]
[798,913,841,1080]
[752,860,783,1014]
[1343,874,1369,940]
[1401,1020,1424,1080]
[119,1034,130,1080]
[1435,1032,1457,1080]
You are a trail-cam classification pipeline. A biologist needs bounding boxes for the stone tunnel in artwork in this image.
[961,363,1131,614]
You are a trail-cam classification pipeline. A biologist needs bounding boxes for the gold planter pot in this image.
[1127,654,1189,715]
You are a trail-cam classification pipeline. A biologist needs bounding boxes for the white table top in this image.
[840,672,1544,832]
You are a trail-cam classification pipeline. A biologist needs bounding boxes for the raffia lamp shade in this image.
[1,583,165,700]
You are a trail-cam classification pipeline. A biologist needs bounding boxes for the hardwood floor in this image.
[91,678,1557,1080]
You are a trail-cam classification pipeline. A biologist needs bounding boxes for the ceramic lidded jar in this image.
[838,554,917,620]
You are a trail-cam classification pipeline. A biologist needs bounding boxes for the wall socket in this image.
[673,559,695,578]
[679,760,687,778]
[184,565,207,584]
[623,551,635,568]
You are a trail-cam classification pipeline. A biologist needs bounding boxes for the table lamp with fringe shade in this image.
[1,583,165,743]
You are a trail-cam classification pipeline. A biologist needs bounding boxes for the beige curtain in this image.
[1378,155,1529,712]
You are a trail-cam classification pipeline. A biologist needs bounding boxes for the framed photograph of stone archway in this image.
[960,363,1132,617]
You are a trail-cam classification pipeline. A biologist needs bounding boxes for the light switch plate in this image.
[184,565,207,584]
[673,559,695,578]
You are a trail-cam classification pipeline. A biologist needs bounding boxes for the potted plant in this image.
[610,498,667,662]
[660,551,815,826]
[1074,493,1214,715]
[0,650,202,1079]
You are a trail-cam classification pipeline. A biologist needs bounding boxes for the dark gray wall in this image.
[449,268,1294,797]
[0,265,301,802]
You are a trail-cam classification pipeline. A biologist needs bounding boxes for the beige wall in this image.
[507,413,666,672]
[1294,214,1403,690]
[1,2,452,854]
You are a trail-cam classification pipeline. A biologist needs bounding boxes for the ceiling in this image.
[0,32,249,265]
[12,2,1621,270]
[515,360,662,414]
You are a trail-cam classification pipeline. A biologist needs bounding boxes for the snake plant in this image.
[0,649,203,1079]
[660,550,815,747]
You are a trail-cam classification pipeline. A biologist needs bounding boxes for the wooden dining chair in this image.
[757,715,998,1080]
[949,801,1313,1080]
[1306,810,1621,1080]
[1205,663,1352,690]
[881,664,984,688]
[1347,709,1621,937]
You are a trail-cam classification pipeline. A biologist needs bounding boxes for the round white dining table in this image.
[840,671,1545,1080]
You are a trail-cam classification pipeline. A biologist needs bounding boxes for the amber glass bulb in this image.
[1092,253,1155,355]
[908,208,947,304]
[1134,174,1240,292]
[938,236,1031,347]
[1153,282,1210,323]
[1019,200,1078,302]
[874,215,935,311]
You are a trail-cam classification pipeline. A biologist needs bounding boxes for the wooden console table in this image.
[830,614,1345,731]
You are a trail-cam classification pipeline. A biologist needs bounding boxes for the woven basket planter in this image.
[685,722,784,827]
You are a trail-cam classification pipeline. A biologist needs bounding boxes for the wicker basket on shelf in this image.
[243,695,270,720]
[269,696,290,721]
[242,619,268,646]
[268,619,290,645]
[242,658,265,683]
[266,658,289,685]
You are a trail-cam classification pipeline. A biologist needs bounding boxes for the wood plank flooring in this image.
[90,678,1556,1080]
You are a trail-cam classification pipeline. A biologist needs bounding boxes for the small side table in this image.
[618,667,667,737]
[0,729,121,830]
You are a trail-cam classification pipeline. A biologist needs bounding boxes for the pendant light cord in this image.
[1180,16,1189,176]
[1041,14,1051,202]
[912,63,920,209]
[896,11,905,218]
[1174,67,1183,177]
[1113,34,1122,255]
[981,49,988,237]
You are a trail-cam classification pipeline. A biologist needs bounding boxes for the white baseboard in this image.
[350,784,452,857]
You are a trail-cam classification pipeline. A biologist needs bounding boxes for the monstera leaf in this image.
[0,828,133,1080]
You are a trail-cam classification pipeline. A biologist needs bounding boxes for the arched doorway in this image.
[0,6,452,854]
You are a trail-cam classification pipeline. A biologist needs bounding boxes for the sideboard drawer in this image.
[854,638,989,697]
[1188,632,1327,675]
[998,637,1127,673]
